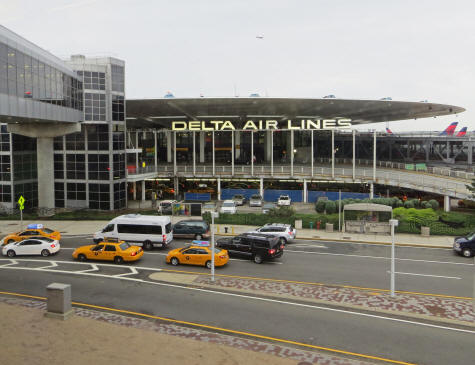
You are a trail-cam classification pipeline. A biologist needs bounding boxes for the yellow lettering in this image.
[243,120,258,130]
[322,120,336,129]
[221,121,235,130]
[201,121,214,131]
[172,121,187,130]
[266,120,278,129]
[337,119,352,128]
[188,121,200,130]
[209,121,223,130]
[306,120,320,129]
[287,120,301,130]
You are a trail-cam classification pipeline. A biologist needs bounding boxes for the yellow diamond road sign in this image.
[18,195,25,210]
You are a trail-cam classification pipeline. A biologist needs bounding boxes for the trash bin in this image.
[309,221,314,229]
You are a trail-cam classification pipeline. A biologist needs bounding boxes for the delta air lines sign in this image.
[171,119,352,131]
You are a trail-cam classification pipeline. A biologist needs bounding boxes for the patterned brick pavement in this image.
[193,276,475,325]
[0,296,374,365]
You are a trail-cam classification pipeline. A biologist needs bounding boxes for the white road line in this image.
[37,262,58,270]
[285,250,474,266]
[114,267,138,277]
[0,259,18,267]
[77,264,99,273]
[292,244,327,248]
[0,264,473,335]
[386,271,462,280]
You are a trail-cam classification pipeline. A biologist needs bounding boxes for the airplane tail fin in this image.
[385,128,393,134]
[439,122,458,136]
[456,127,467,137]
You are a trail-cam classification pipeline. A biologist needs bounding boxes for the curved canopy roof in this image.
[126,97,464,129]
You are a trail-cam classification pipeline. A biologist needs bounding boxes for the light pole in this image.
[389,219,399,297]
[211,211,219,282]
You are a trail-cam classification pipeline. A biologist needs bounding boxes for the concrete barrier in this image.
[326,223,334,233]
[421,226,430,237]
[45,283,73,320]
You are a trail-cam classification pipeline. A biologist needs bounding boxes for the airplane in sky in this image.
[439,122,458,136]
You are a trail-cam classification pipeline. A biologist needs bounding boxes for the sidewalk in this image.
[0,219,455,248]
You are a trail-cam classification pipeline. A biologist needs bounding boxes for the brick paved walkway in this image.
[192,275,475,325]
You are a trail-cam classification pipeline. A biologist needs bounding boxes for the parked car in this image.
[158,200,178,215]
[166,241,229,268]
[202,202,216,214]
[216,233,284,264]
[220,200,237,214]
[2,237,60,257]
[173,220,210,240]
[1,224,61,246]
[262,202,276,214]
[277,195,291,206]
[73,239,143,264]
[232,194,247,206]
[453,231,475,257]
[249,194,263,207]
[247,223,296,245]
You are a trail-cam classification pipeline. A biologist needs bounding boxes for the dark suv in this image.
[453,231,475,257]
[216,233,284,264]
[173,220,210,240]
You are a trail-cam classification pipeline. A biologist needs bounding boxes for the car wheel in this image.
[253,254,263,264]
[114,256,124,264]
[6,239,15,244]
[78,254,87,262]
[205,260,212,269]
[462,248,473,257]
[7,250,15,258]
[41,249,50,257]
[143,241,153,251]
[279,237,287,245]
[170,257,179,266]
[195,234,203,240]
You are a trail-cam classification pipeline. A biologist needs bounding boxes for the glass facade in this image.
[0,42,82,110]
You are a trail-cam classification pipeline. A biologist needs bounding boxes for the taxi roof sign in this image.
[27,224,44,229]
[191,240,210,247]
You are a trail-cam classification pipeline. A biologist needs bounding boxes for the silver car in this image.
[247,223,296,245]
[249,194,263,207]
[232,194,246,206]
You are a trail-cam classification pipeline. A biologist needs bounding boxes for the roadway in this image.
[1,236,474,365]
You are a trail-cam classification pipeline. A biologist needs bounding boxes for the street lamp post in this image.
[389,219,399,297]
[211,211,219,282]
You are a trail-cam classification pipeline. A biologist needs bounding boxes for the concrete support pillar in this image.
[154,130,158,169]
[446,141,450,160]
[132,182,136,200]
[174,177,179,199]
[199,132,205,163]
[173,132,177,175]
[235,130,241,159]
[352,130,356,180]
[192,131,196,175]
[444,195,450,212]
[141,180,146,201]
[331,129,335,178]
[311,130,314,177]
[166,131,172,163]
[251,131,254,176]
[270,130,274,175]
[373,130,377,181]
[259,178,264,198]
[290,129,294,177]
[212,131,215,176]
[37,137,55,211]
[468,141,473,165]
[303,179,307,203]
[217,177,221,201]
[424,141,430,162]
[265,131,272,162]
[135,131,139,170]
[369,183,374,199]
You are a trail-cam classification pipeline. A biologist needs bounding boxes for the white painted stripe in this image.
[386,271,461,280]
[0,259,18,267]
[37,261,58,270]
[285,250,474,266]
[77,264,99,273]
[292,244,327,248]
[0,264,473,335]
[114,267,138,277]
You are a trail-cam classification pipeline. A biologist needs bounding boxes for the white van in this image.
[93,214,173,250]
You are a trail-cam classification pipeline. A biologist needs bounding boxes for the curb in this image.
[214,233,453,249]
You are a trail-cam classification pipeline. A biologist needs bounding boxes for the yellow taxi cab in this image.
[1,224,61,246]
[166,240,229,268]
[72,239,143,264]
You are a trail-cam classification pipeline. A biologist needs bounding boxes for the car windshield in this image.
[233,195,243,199]
[466,232,475,240]
[204,204,214,209]
[42,228,54,234]
[37,237,54,242]
[223,202,234,207]
[119,242,131,250]
[279,196,289,200]
[251,195,261,199]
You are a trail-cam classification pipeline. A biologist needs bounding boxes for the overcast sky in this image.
[1,0,474,132]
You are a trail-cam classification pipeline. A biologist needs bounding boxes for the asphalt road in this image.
[20,235,475,298]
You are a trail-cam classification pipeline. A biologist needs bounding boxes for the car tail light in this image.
[280,244,284,250]
[163,235,166,242]
[50,244,55,248]
[268,248,275,255]
[131,251,137,256]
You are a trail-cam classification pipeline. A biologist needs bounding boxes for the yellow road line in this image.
[159,268,472,300]
[0,290,416,365]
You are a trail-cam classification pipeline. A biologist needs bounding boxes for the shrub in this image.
[315,200,326,213]
[269,205,295,217]
[410,199,420,208]
[324,201,336,214]
[428,199,439,210]
[404,200,414,209]
[421,201,431,209]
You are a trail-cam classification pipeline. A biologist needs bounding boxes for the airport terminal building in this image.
[0,24,473,214]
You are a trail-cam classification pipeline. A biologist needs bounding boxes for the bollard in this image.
[224,226,228,234]
[217,225,220,234]
[45,283,73,320]
[231,226,235,235]
[309,221,314,229]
